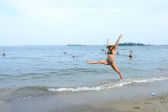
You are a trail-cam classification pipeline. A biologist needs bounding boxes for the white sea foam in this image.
[48,86,102,92]
[48,77,168,92]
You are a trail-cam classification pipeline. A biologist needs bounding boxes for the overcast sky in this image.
[0,0,168,45]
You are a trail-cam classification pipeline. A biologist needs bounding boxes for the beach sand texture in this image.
[0,93,167,112]
[0,80,168,112]
[57,94,168,112]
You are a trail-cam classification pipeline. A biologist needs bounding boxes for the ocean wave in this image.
[48,77,168,92]
[1,77,168,102]
[7,86,50,102]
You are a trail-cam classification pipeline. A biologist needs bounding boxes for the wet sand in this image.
[0,94,168,112]
[94,94,168,112]
[57,94,168,112]
[0,80,168,112]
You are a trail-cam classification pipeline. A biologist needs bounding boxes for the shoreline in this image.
[0,80,168,112]
[1,93,168,112]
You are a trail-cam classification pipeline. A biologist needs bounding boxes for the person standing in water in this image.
[2,49,5,57]
[87,34,123,79]
[129,50,133,58]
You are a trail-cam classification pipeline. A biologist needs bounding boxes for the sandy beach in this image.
[0,80,168,112]
[57,94,168,112]
[56,80,168,112]
[0,93,168,112]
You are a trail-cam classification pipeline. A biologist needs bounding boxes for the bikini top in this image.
[107,51,113,55]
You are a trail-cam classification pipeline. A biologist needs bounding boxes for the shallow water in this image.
[0,45,168,98]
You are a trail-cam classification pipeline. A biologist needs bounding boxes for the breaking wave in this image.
[48,77,168,92]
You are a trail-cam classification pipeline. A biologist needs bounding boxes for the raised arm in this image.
[115,34,123,48]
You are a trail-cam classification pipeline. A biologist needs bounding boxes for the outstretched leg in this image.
[110,63,123,79]
[87,59,108,64]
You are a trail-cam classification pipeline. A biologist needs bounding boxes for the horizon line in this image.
[0,44,168,47]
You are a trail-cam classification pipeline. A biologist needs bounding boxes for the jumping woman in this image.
[87,34,123,79]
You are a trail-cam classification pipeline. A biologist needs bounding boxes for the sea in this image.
[0,45,168,101]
